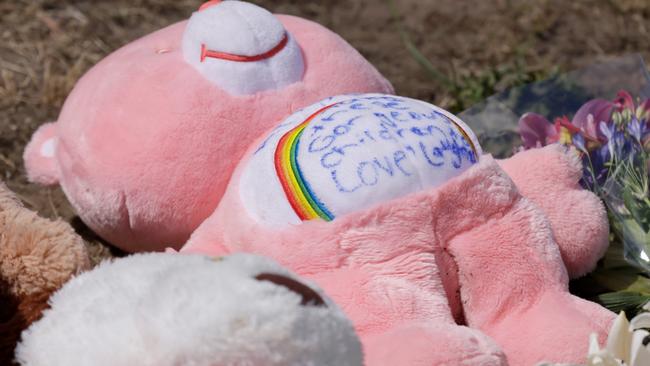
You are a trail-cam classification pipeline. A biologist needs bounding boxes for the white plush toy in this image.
[15,253,362,366]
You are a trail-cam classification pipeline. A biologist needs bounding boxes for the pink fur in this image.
[24,15,393,252]
[498,146,610,278]
[182,145,615,365]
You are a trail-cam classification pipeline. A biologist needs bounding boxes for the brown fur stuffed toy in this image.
[0,182,90,364]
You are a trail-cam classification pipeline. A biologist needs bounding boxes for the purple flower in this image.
[572,133,586,152]
[613,131,628,156]
[614,90,636,112]
[572,99,614,141]
[518,90,650,190]
[596,145,610,167]
[582,145,611,189]
[629,118,642,143]
[598,122,616,155]
[600,121,615,141]
[518,99,613,151]
[518,112,557,148]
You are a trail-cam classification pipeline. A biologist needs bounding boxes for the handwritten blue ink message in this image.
[243,94,481,223]
[298,96,478,197]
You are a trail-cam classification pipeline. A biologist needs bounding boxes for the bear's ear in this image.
[255,273,327,307]
[23,122,60,186]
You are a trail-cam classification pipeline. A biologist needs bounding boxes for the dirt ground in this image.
[1,0,649,259]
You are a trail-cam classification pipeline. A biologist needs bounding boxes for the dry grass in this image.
[0,0,649,250]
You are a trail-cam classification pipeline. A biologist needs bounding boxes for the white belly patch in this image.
[240,94,482,227]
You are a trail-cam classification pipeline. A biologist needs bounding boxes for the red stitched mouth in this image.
[199,0,222,12]
[200,32,289,63]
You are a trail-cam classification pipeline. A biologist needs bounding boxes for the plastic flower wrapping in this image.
[460,54,650,314]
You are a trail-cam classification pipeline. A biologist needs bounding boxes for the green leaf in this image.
[597,291,650,315]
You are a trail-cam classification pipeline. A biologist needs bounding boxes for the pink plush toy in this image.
[23,0,392,252]
[180,94,614,365]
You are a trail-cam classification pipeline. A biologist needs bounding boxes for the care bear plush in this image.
[180,94,615,366]
[16,253,363,366]
[24,0,393,252]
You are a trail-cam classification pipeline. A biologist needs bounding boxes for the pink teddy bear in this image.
[24,0,393,252]
[180,94,614,365]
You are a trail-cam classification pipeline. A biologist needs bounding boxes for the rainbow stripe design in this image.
[274,104,336,221]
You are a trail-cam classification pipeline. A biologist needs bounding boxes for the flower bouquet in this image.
[459,55,650,315]
[519,90,650,313]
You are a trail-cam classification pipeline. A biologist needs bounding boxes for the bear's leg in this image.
[498,145,609,278]
[363,321,507,366]
[312,266,507,366]
[447,196,615,366]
